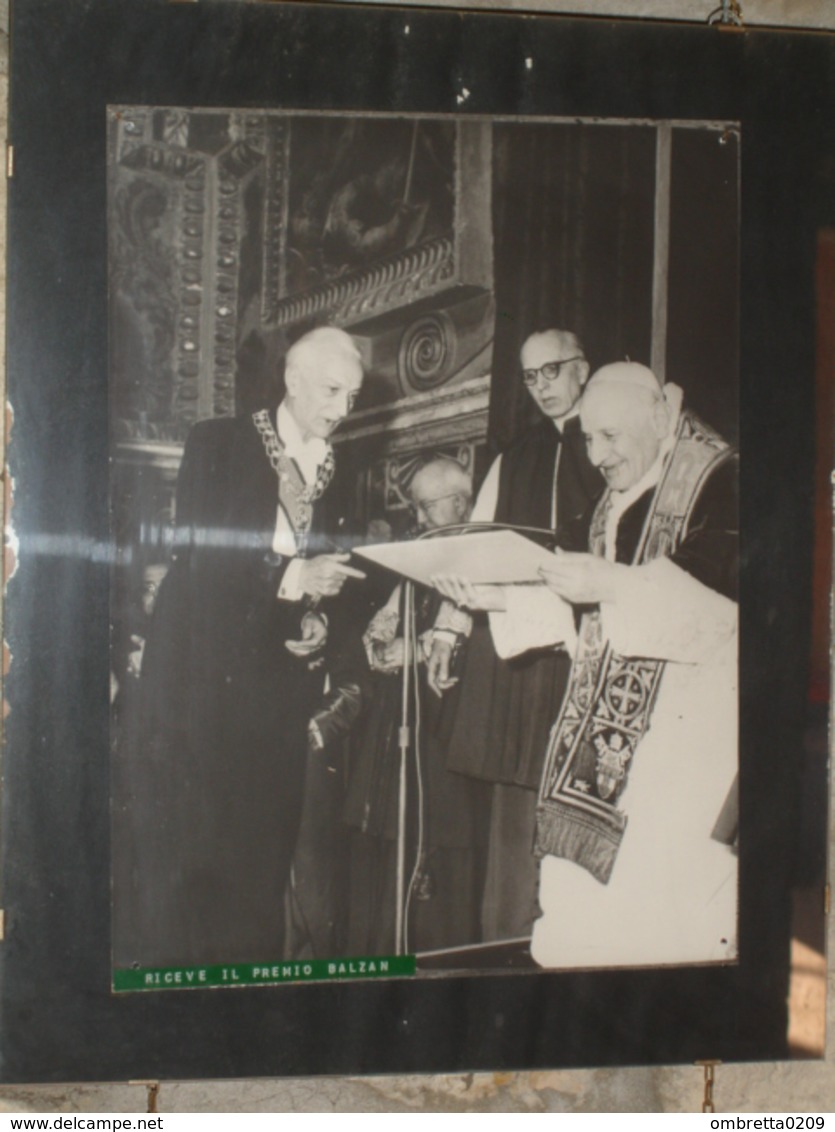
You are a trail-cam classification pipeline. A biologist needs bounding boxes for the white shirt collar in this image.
[277,401,328,482]
[548,406,579,433]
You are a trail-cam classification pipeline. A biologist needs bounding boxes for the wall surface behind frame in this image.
[0,0,832,1114]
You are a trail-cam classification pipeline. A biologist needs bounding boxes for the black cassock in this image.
[342,586,490,957]
[112,409,352,969]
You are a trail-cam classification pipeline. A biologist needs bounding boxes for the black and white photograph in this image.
[108,107,740,989]
[7,0,834,1086]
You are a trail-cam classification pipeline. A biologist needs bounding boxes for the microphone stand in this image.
[390,521,556,957]
[394,578,413,957]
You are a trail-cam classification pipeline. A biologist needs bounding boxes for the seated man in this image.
[432,362,738,968]
[344,456,489,957]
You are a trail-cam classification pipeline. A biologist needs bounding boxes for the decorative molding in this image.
[219,141,263,182]
[111,142,209,437]
[163,109,190,148]
[115,107,153,163]
[229,112,268,153]
[110,174,182,434]
[120,142,205,180]
[335,373,489,454]
[209,143,265,419]
[269,235,455,329]
[261,117,290,325]
[398,310,456,392]
[173,154,209,427]
[379,406,489,458]
[113,134,267,436]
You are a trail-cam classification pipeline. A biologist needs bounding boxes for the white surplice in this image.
[487,555,738,969]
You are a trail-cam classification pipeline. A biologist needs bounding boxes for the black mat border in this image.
[2,0,831,1082]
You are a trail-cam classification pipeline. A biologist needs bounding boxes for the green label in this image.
[113,955,416,992]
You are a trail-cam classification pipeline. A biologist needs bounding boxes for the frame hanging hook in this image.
[696,1060,721,1113]
[129,1080,160,1114]
[708,0,744,27]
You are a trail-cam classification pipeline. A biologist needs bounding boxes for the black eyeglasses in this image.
[409,491,463,518]
[521,356,584,387]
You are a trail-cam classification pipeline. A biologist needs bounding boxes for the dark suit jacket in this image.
[113,409,353,968]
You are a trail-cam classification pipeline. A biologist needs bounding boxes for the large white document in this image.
[353,529,557,587]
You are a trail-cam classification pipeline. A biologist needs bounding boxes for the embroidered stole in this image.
[252,409,335,554]
[534,410,732,884]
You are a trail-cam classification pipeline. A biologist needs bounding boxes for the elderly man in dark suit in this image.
[112,327,365,970]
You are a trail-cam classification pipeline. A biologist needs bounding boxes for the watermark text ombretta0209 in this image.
[710,1120,824,1129]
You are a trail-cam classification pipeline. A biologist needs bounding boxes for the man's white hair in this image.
[286,326,363,377]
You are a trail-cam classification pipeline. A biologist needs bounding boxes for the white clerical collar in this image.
[549,406,579,433]
[277,401,328,482]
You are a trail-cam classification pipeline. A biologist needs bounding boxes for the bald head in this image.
[284,327,364,441]
[584,361,662,397]
[580,363,670,492]
[520,329,588,421]
[409,457,472,531]
[523,329,583,361]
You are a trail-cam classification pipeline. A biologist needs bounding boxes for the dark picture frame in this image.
[107,105,739,984]
[2,0,831,1082]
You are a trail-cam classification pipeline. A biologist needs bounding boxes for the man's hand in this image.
[308,720,325,752]
[426,637,458,697]
[430,574,507,612]
[371,637,405,672]
[299,553,365,599]
[126,634,146,679]
[285,611,328,657]
[539,550,618,604]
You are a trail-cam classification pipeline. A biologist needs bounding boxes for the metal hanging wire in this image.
[708,1,744,28]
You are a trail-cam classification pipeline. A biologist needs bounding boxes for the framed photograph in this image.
[2,0,830,1082]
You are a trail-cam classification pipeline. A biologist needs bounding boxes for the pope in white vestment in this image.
[432,362,739,970]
